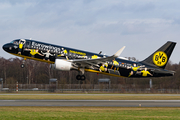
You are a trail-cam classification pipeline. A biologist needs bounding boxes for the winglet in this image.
[113,46,125,57]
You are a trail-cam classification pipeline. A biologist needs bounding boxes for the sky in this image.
[0,0,179,64]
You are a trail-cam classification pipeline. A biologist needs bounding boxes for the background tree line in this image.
[0,57,179,89]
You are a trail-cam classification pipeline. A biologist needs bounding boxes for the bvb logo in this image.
[153,51,168,67]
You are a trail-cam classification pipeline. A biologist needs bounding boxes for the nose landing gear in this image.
[21,58,26,68]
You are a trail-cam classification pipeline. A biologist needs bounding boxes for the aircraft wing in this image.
[69,46,125,68]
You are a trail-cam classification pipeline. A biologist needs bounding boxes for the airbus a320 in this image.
[3,39,176,80]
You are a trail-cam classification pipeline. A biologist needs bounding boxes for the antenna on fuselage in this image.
[99,51,102,54]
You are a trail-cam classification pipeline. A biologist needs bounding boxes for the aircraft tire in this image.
[76,75,86,81]
[81,75,86,81]
[21,64,25,68]
[76,75,81,80]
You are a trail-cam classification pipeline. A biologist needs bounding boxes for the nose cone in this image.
[2,43,13,52]
[2,44,8,51]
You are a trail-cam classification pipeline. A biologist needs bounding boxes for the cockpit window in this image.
[11,40,19,45]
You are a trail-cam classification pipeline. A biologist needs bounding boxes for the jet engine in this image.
[51,59,72,71]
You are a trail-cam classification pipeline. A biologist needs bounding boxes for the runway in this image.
[1,94,180,96]
[0,100,180,107]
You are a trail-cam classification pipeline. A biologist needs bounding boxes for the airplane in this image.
[2,39,176,80]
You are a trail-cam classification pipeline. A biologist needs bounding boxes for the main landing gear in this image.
[76,68,86,81]
[76,75,86,81]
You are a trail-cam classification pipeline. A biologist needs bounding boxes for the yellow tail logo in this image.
[153,51,168,67]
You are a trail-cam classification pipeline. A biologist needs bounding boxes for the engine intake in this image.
[51,59,72,71]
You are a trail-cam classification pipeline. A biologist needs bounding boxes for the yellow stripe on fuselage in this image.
[85,69,126,78]
[10,53,54,64]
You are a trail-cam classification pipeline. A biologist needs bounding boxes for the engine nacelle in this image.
[51,59,72,71]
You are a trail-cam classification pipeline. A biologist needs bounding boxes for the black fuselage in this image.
[3,39,175,78]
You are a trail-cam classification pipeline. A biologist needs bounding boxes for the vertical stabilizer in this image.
[142,41,176,69]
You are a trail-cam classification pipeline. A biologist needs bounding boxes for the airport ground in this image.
[1,93,180,119]
[1,92,180,100]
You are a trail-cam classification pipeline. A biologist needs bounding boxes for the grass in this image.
[0,107,180,120]
[0,94,180,100]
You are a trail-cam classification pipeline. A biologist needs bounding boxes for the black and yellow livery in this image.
[3,39,176,80]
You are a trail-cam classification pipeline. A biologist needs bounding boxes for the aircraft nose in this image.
[2,44,8,50]
[2,43,13,51]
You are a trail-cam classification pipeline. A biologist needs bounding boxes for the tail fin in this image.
[142,41,176,69]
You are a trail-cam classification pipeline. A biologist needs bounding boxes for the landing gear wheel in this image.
[81,75,86,81]
[21,64,25,68]
[76,75,86,81]
[76,75,81,80]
